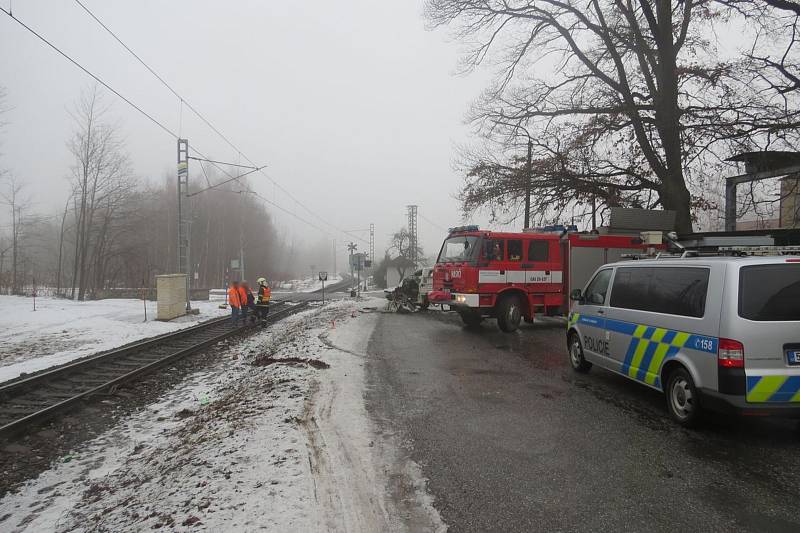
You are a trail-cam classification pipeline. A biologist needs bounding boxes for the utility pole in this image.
[347,242,357,290]
[524,138,532,229]
[238,171,246,283]
[406,205,418,268]
[369,223,375,265]
[177,139,191,311]
[239,226,245,282]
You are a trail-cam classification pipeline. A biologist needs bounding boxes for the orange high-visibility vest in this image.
[228,286,241,308]
[238,286,248,307]
[258,285,271,304]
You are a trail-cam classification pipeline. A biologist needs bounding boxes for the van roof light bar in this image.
[717,245,800,256]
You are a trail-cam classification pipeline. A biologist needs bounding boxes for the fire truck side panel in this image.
[564,233,664,299]
[567,245,609,300]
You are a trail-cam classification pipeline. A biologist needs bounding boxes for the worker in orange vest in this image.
[228,280,242,324]
[255,277,271,323]
[238,282,249,322]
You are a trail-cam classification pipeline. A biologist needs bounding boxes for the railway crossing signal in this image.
[319,271,328,304]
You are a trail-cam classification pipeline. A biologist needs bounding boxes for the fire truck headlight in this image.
[455,295,467,304]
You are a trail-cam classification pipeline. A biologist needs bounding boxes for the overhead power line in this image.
[187,156,259,170]
[0,7,255,199]
[419,213,448,232]
[73,0,243,156]
[0,5,178,140]
[73,0,367,244]
[187,166,264,197]
[0,5,359,242]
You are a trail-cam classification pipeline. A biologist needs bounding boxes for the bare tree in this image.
[386,227,425,280]
[427,0,800,232]
[66,86,133,300]
[0,174,29,294]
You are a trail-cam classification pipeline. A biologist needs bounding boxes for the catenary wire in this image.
[1,5,363,240]
[73,0,368,244]
[0,5,177,140]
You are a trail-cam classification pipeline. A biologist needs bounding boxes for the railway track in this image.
[271,276,355,302]
[0,300,310,440]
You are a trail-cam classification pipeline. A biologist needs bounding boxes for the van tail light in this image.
[718,338,744,368]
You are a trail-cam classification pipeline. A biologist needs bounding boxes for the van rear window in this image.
[739,264,800,321]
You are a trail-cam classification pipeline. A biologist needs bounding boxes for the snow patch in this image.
[0,297,444,532]
[0,296,228,384]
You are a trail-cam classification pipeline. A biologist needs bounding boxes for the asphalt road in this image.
[366,310,800,532]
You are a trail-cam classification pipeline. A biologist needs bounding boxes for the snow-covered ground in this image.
[274,275,342,293]
[0,298,445,532]
[0,296,228,384]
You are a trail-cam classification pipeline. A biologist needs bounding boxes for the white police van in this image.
[566,249,800,426]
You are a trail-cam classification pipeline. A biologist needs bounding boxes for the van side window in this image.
[507,240,522,261]
[739,264,800,321]
[528,240,549,262]
[610,267,709,318]
[584,269,613,306]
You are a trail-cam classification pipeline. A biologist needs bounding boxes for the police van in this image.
[566,249,800,426]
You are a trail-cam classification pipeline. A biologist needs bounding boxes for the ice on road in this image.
[0,295,228,384]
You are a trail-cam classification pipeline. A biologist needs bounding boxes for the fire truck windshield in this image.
[437,236,480,263]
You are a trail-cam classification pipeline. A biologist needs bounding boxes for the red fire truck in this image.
[427,225,665,332]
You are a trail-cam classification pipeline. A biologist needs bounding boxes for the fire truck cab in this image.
[429,225,662,332]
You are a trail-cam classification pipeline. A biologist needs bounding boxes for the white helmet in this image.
[257,277,267,285]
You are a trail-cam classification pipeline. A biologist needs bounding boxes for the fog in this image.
[0,0,492,262]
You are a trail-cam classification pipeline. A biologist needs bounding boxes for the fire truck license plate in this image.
[788,350,800,365]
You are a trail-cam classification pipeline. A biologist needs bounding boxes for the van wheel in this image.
[459,309,482,327]
[496,295,522,333]
[666,367,701,427]
[568,333,592,373]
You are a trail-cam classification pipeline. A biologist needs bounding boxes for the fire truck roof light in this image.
[448,225,480,234]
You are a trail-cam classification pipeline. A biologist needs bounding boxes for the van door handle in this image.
[597,309,605,315]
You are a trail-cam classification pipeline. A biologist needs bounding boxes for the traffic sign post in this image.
[349,253,367,298]
[319,271,328,304]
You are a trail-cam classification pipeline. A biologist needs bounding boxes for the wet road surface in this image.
[365,311,800,532]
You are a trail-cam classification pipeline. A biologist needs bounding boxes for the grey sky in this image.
[0,0,492,262]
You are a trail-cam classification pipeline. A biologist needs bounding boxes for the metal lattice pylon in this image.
[177,139,191,310]
[407,205,418,267]
[369,223,375,264]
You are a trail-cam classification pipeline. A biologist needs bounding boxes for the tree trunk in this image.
[654,0,693,233]
[11,207,18,294]
[56,199,69,296]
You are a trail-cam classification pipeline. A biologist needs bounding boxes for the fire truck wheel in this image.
[568,333,592,373]
[459,309,483,327]
[496,295,522,333]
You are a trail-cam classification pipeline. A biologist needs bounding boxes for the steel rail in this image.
[0,301,308,439]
